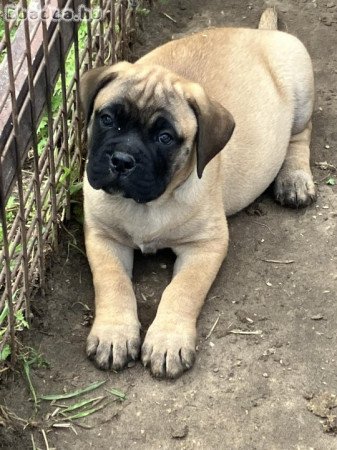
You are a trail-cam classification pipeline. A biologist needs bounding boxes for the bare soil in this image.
[1,1,337,449]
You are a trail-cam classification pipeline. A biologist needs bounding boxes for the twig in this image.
[251,221,275,235]
[41,429,50,450]
[205,315,220,340]
[261,259,294,264]
[68,241,87,258]
[71,421,94,429]
[229,329,262,335]
[162,12,177,23]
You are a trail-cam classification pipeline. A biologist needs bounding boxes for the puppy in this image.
[80,8,316,378]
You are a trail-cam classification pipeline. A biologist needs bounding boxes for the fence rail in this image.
[0,0,143,364]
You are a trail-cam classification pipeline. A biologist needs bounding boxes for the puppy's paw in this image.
[141,321,196,379]
[274,169,317,208]
[87,321,140,371]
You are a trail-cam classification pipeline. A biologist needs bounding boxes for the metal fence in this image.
[0,0,144,365]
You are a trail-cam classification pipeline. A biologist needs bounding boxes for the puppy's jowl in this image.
[81,8,316,378]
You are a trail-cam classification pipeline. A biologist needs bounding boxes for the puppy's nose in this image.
[110,152,135,174]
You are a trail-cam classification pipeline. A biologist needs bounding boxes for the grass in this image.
[1,353,126,432]
[326,177,336,186]
[105,387,127,401]
[40,380,106,401]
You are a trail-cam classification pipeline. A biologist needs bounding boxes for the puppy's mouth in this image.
[102,179,167,204]
[87,163,168,204]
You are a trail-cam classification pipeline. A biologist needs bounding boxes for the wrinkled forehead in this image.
[93,67,197,137]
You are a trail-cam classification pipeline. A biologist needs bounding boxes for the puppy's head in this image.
[81,61,235,204]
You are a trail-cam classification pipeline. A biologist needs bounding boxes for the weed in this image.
[326,177,336,186]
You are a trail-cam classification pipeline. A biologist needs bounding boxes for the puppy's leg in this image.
[274,121,316,207]
[85,228,140,370]
[142,227,228,378]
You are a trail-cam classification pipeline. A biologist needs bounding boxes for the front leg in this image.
[85,227,140,370]
[142,225,228,378]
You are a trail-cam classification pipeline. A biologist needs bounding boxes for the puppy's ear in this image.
[188,86,235,178]
[80,62,132,124]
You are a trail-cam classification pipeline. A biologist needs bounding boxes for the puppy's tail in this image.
[258,7,278,30]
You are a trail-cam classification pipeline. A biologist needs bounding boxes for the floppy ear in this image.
[188,88,235,178]
[80,62,132,124]
[80,66,116,124]
[80,66,117,124]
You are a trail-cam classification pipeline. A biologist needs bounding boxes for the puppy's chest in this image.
[113,206,191,253]
[124,225,176,254]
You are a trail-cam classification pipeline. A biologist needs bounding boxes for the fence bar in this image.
[2,0,31,326]
[22,0,46,296]
[40,0,58,249]
[72,0,84,176]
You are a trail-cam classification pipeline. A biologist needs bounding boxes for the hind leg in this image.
[274,120,316,207]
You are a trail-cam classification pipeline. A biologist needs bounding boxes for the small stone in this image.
[262,372,269,378]
[303,392,314,400]
[327,1,335,7]
[311,314,324,320]
[171,424,189,439]
[321,15,333,25]
[160,263,167,269]
[213,368,219,373]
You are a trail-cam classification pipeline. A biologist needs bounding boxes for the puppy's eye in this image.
[158,132,173,145]
[100,114,114,127]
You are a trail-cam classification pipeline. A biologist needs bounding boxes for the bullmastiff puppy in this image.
[81,8,316,378]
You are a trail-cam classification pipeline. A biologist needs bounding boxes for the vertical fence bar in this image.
[40,0,58,250]
[2,0,30,326]
[58,0,71,220]
[0,171,15,362]
[109,0,116,64]
[85,0,93,69]
[22,0,46,295]
[120,0,126,59]
[98,0,105,66]
[72,0,84,176]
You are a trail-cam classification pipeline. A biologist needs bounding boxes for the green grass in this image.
[326,177,336,186]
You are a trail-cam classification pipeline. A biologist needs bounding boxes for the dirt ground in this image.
[1,0,337,448]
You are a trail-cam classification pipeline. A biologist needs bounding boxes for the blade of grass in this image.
[60,396,105,414]
[22,359,38,409]
[0,303,8,326]
[40,380,106,401]
[30,433,37,450]
[105,388,126,401]
[64,401,110,420]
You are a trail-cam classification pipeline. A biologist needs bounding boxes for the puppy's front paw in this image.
[274,169,317,208]
[141,320,196,379]
[87,321,140,371]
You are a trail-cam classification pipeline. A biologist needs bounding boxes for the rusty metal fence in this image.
[0,0,145,365]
